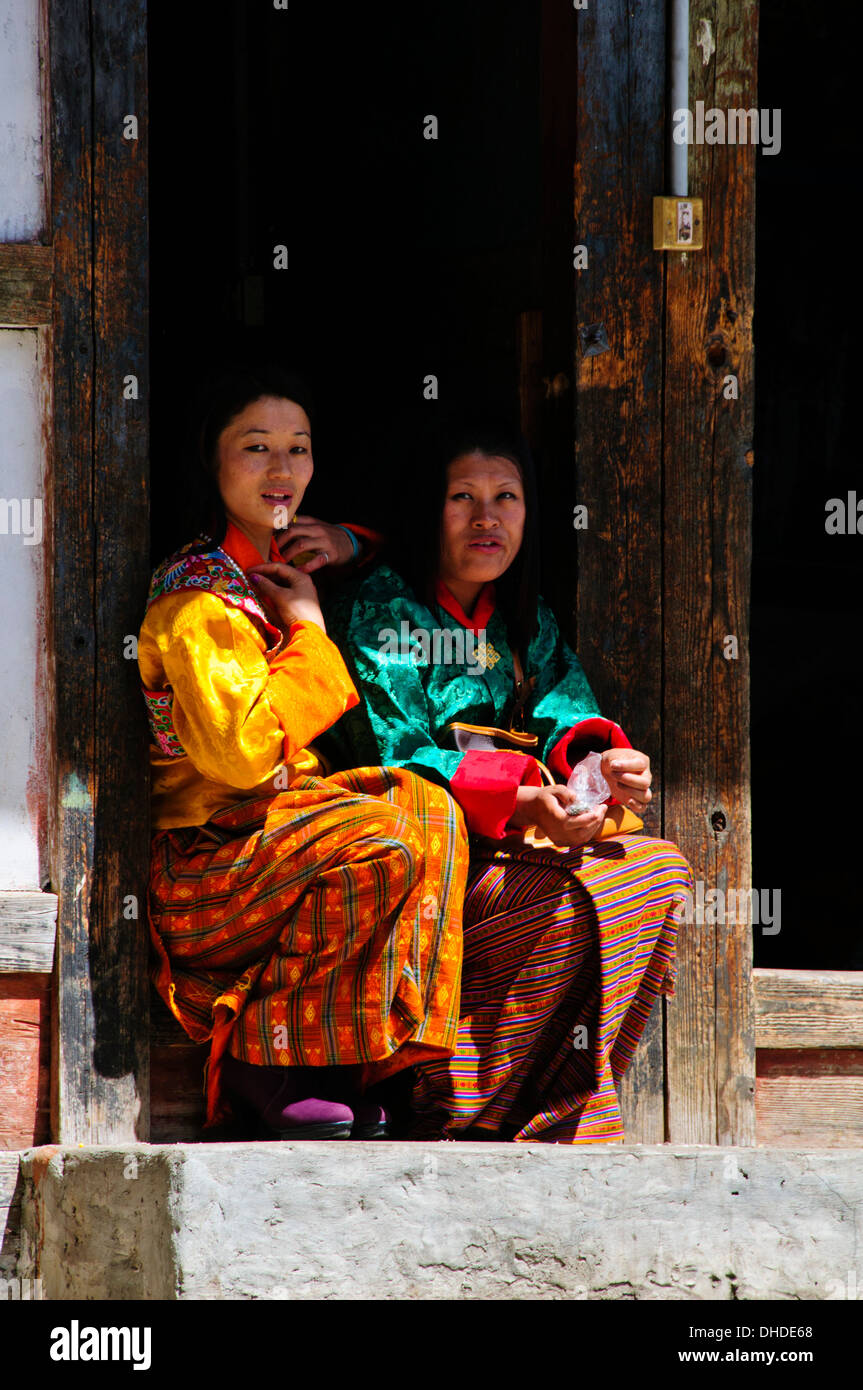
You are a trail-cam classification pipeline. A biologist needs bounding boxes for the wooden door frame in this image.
[5,0,766,1149]
[569,0,757,1143]
[41,0,756,1148]
[46,0,151,1142]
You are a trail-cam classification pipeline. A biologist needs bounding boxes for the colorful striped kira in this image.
[411,831,693,1143]
[148,765,468,1126]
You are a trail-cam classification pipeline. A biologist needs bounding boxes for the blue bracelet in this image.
[335,525,360,562]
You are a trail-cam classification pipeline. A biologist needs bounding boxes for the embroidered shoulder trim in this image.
[146,536,283,645]
[143,688,185,759]
[142,536,285,759]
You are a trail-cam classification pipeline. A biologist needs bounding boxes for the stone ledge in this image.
[9,1143,863,1300]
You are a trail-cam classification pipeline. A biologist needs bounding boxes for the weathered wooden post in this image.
[572,0,756,1143]
[48,0,151,1142]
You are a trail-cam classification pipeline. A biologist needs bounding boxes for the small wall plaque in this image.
[653,196,704,251]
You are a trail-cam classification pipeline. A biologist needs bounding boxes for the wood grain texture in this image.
[0,245,53,325]
[150,1045,208,1142]
[662,0,757,1145]
[572,0,668,1141]
[756,1049,863,1148]
[149,990,206,1140]
[0,892,58,972]
[48,0,96,1147]
[755,969,863,1049]
[90,0,151,1127]
[617,1005,666,1144]
[0,1151,24,1280]
[0,975,51,1149]
[48,0,150,1143]
[150,985,190,1048]
[536,3,579,626]
[517,309,543,449]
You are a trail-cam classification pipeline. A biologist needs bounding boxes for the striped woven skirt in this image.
[147,766,468,1126]
[411,831,693,1143]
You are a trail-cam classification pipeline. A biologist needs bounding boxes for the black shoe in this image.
[350,1098,391,1139]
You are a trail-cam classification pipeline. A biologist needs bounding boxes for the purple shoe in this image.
[221,1053,354,1140]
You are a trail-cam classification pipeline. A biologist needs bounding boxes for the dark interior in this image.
[147,0,542,560]
[148,0,860,968]
[752,0,860,967]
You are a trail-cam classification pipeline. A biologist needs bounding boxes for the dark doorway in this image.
[148,1,548,565]
[149,0,858,971]
[752,0,861,968]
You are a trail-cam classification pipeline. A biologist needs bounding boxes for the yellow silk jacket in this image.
[138,523,360,829]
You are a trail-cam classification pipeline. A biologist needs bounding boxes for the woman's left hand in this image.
[600,748,653,815]
[276,515,358,573]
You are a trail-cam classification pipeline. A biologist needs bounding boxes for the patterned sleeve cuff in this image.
[546,717,632,803]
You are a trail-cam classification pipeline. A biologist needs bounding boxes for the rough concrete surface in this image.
[18,1145,178,1300]
[8,1143,863,1300]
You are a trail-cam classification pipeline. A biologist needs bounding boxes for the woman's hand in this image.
[247,562,327,634]
[510,785,607,848]
[600,748,652,815]
[275,515,359,573]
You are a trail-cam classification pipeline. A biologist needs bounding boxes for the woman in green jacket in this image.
[324,424,692,1143]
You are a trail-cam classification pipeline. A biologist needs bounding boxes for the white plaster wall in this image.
[0,0,45,241]
[0,330,46,889]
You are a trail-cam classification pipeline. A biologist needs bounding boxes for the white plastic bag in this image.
[565,751,610,816]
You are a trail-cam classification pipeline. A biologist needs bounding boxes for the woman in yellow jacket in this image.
[138,364,467,1138]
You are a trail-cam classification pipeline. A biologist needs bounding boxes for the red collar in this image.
[221,522,282,571]
[434,579,496,633]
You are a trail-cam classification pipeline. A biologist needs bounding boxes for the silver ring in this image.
[320,551,329,565]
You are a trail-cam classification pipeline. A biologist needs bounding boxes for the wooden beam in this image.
[754,968,863,1050]
[0,245,53,325]
[756,1049,863,1148]
[516,309,543,449]
[48,0,150,1143]
[536,1,578,630]
[572,0,668,1143]
[90,0,151,1124]
[662,0,757,1146]
[48,0,96,1145]
[0,893,57,972]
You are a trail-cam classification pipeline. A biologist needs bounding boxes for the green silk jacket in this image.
[323,563,628,839]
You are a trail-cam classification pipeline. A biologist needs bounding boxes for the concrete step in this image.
[5,1142,863,1300]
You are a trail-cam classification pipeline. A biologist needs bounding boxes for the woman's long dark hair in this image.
[157,362,316,561]
[385,417,541,658]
